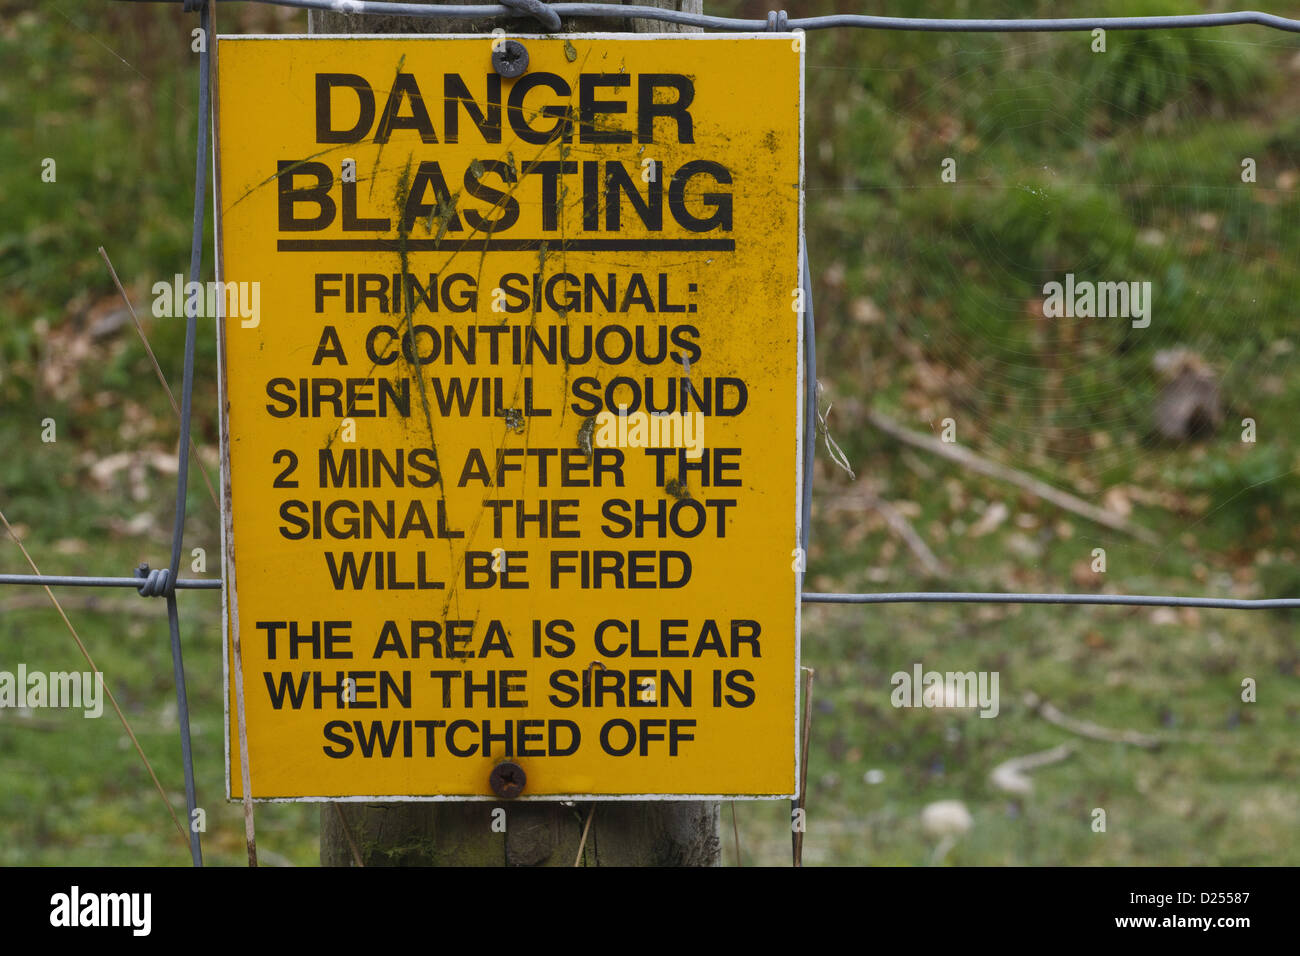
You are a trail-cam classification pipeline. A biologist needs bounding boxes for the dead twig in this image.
[816,383,856,480]
[866,410,1158,545]
[1024,691,1165,750]
[0,508,190,849]
[832,493,947,578]
[333,804,365,867]
[989,743,1075,796]
[98,246,219,510]
[573,803,596,866]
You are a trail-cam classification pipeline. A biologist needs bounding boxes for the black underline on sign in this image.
[275,238,737,252]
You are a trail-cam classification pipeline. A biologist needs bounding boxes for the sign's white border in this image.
[214,32,806,802]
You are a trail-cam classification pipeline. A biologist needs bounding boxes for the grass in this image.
[2,0,1299,865]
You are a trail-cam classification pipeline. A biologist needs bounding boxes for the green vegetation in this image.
[1,0,1297,865]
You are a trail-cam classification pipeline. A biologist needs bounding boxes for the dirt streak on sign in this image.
[215,34,803,799]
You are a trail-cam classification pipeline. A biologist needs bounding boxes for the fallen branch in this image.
[865,410,1159,545]
[831,493,947,578]
[989,743,1075,796]
[1024,691,1164,749]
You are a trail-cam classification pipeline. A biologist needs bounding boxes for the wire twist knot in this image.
[500,0,562,32]
[135,564,173,598]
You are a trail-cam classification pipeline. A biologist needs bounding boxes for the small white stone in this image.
[921,799,973,837]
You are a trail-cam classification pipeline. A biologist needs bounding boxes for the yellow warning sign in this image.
[215,34,803,799]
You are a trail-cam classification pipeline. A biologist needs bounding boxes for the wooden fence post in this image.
[310,0,722,867]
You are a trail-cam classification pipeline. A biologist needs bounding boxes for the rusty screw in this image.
[492,39,529,79]
[489,760,526,799]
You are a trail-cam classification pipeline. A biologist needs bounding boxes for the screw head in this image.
[489,761,526,799]
[492,39,529,79]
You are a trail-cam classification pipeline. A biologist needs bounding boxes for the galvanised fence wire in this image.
[6,0,1300,866]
